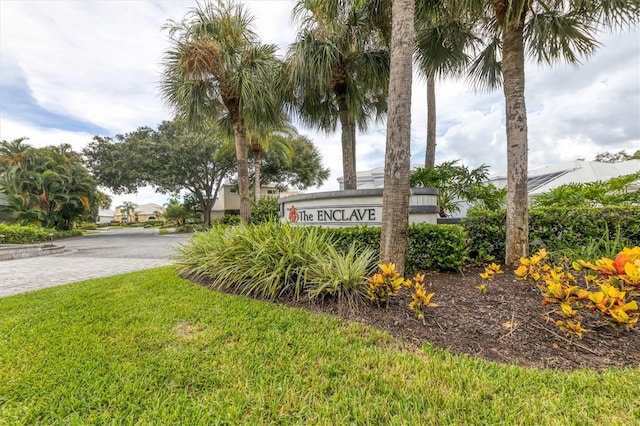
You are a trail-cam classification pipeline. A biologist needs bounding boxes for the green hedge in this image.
[462,206,640,262]
[325,223,468,273]
[0,224,82,244]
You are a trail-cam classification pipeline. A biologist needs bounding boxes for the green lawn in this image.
[1,267,638,425]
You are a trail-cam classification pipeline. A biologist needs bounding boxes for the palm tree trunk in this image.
[337,95,357,190]
[251,137,262,202]
[380,0,414,276]
[502,17,529,265]
[230,111,251,223]
[425,74,436,168]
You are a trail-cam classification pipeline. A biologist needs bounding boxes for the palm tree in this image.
[286,0,390,190]
[160,0,283,223]
[414,2,479,168]
[247,120,295,202]
[0,137,31,170]
[117,201,137,223]
[380,0,414,275]
[446,0,639,264]
[1,142,95,229]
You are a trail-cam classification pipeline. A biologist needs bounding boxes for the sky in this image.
[1,0,639,210]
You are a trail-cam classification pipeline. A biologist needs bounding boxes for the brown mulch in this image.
[274,267,640,371]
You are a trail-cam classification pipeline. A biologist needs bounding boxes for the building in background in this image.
[489,159,640,198]
[114,203,165,223]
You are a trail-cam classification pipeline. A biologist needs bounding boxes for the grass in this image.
[1,267,639,425]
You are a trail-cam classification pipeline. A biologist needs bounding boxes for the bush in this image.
[0,224,80,244]
[407,223,468,273]
[0,223,52,244]
[325,223,468,273]
[463,206,640,263]
[461,208,506,263]
[143,220,164,228]
[213,214,241,226]
[251,196,280,225]
[306,244,377,312]
[175,223,210,233]
[176,222,333,299]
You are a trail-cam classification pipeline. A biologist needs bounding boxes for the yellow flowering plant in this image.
[367,263,404,304]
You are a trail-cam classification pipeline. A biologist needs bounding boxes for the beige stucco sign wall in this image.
[280,188,438,227]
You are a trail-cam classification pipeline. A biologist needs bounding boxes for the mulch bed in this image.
[275,267,640,371]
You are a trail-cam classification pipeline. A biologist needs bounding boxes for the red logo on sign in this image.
[288,205,299,223]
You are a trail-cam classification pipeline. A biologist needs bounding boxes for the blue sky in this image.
[1,0,639,208]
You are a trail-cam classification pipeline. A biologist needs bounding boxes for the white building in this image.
[96,209,115,225]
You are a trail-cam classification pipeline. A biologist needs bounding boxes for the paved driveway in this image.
[0,228,193,298]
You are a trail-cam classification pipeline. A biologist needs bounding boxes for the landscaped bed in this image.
[277,265,640,370]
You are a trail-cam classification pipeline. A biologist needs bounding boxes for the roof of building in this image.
[490,160,640,195]
[134,203,165,215]
[340,160,639,195]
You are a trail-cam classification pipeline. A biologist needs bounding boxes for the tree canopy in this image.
[258,133,329,191]
[83,120,329,223]
[287,0,390,190]
[84,120,236,224]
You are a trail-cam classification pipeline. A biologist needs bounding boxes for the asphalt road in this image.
[0,228,193,298]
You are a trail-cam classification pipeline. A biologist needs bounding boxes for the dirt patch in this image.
[174,321,204,340]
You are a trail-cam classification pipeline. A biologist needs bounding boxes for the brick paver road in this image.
[0,228,192,298]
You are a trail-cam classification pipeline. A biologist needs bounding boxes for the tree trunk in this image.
[380,0,414,276]
[337,95,357,190]
[425,74,436,168]
[251,136,262,202]
[203,198,214,225]
[502,16,529,265]
[230,111,251,223]
[201,198,212,224]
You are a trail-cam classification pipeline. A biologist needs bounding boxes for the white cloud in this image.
[0,116,94,152]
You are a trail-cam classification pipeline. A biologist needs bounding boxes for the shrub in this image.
[143,220,164,228]
[251,196,280,225]
[367,263,404,305]
[463,206,640,263]
[404,273,437,321]
[0,224,80,244]
[327,225,381,254]
[175,223,210,233]
[325,223,468,273]
[514,247,640,337]
[407,223,468,273]
[176,222,333,299]
[0,223,52,244]
[213,214,241,226]
[306,244,377,312]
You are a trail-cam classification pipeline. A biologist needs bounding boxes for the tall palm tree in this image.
[414,2,479,168]
[380,0,414,274]
[160,0,283,223]
[286,0,390,190]
[446,0,639,264]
